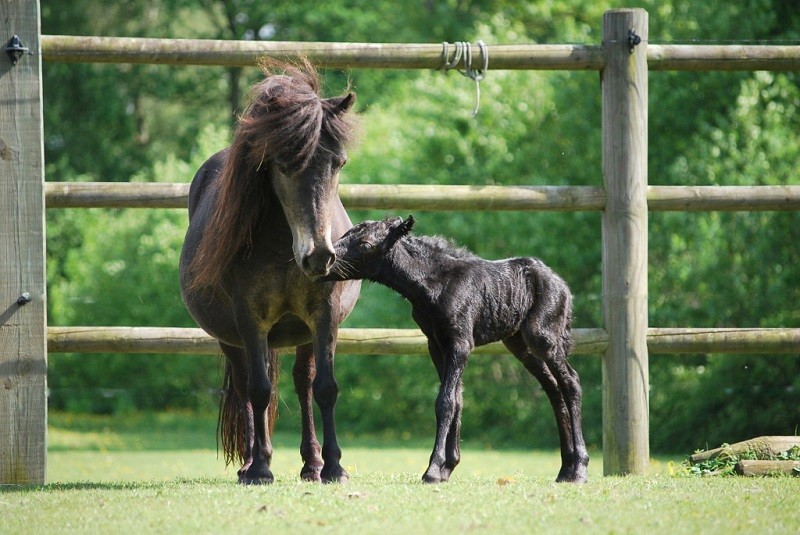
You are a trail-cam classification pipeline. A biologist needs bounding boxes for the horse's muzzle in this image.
[301,248,336,279]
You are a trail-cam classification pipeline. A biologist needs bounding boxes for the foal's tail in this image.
[559,288,575,358]
[218,350,280,466]
[529,260,575,360]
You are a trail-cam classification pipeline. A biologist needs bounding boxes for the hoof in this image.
[320,466,349,484]
[422,465,451,484]
[300,464,323,483]
[238,466,274,485]
[238,473,274,485]
[555,469,588,484]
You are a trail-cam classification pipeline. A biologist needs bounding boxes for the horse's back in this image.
[187,148,228,220]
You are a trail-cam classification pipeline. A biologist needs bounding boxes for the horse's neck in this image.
[248,178,294,252]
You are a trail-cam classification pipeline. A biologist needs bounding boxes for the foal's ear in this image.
[326,92,356,114]
[401,215,415,234]
[387,214,414,246]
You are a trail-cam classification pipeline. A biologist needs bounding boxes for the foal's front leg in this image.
[426,341,463,482]
[423,344,469,484]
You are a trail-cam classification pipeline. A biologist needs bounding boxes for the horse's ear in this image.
[327,92,356,114]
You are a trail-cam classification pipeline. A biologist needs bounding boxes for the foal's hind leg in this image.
[518,328,589,483]
[294,343,324,482]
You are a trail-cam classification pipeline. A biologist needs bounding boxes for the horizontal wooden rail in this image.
[47,327,608,355]
[44,182,800,212]
[41,36,603,70]
[40,36,800,71]
[47,326,800,356]
[647,328,800,354]
[647,44,800,71]
[646,185,800,211]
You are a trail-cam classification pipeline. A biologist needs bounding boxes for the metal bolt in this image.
[17,292,31,306]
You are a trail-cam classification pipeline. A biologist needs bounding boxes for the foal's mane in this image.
[402,234,477,261]
[187,58,356,289]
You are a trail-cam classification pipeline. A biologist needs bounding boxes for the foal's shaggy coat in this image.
[323,216,589,483]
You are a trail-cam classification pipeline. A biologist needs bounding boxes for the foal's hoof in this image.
[555,467,588,484]
[422,466,450,484]
[422,473,442,484]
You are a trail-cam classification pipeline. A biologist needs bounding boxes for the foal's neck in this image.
[378,238,446,306]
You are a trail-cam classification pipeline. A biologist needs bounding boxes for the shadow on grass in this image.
[1,478,233,494]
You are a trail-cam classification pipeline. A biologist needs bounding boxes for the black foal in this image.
[322,216,588,483]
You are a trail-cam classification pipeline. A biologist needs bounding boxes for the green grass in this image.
[1,413,798,534]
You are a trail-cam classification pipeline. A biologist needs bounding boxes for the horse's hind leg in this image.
[294,343,324,482]
[505,331,589,483]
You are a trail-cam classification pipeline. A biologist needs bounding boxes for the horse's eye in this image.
[274,160,290,175]
[359,241,374,253]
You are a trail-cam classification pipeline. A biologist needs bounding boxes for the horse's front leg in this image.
[233,320,276,485]
[311,314,348,483]
[423,344,469,484]
[294,343,324,482]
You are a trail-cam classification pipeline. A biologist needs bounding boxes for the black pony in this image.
[180,60,361,484]
[322,216,588,483]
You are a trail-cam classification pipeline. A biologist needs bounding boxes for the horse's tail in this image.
[217,351,280,466]
[218,360,246,467]
[267,349,279,436]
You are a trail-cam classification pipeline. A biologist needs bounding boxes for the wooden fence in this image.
[2,5,800,484]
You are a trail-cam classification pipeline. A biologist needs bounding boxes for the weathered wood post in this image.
[1,0,47,484]
[601,8,649,475]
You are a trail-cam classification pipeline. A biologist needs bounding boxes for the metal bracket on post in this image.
[5,35,30,65]
[627,29,642,53]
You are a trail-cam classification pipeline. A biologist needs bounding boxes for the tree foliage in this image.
[42,0,800,452]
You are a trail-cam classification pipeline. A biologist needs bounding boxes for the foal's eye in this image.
[359,241,374,253]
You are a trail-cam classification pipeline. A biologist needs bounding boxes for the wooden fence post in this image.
[601,8,649,475]
[1,0,47,484]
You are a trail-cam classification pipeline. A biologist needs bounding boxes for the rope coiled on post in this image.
[440,40,489,116]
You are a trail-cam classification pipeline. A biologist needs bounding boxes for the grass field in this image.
[2,412,798,534]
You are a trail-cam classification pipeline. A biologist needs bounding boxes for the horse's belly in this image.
[266,316,313,348]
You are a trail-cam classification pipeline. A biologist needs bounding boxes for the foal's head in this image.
[322,215,415,281]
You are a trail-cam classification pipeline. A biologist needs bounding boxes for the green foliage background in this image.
[43,0,800,453]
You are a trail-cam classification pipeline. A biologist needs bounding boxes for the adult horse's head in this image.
[186,59,357,288]
[266,84,356,278]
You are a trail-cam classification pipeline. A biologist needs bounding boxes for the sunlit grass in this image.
[2,412,794,534]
